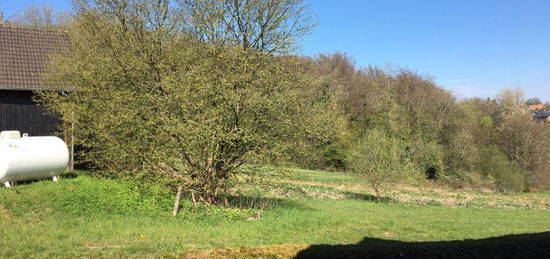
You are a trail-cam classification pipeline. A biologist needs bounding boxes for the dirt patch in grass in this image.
[181,244,307,259]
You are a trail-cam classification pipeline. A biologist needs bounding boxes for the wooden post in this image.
[172,186,183,216]
[63,121,75,171]
[64,121,71,171]
[70,122,74,171]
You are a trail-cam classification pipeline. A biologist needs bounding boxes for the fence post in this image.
[172,186,183,216]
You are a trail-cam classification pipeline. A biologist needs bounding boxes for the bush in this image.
[41,24,325,204]
[478,146,526,192]
[346,129,415,197]
[320,142,348,170]
[410,141,445,179]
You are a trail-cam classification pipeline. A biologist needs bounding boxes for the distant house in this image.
[528,103,550,123]
[529,103,546,112]
[0,26,69,136]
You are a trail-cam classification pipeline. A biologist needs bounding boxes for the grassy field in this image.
[1,167,550,258]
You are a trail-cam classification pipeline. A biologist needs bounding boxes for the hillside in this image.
[1,168,550,258]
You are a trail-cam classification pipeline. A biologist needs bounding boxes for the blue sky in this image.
[302,0,550,101]
[3,0,549,101]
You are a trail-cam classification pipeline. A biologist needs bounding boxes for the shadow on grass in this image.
[343,191,395,203]
[6,172,80,187]
[61,172,79,179]
[295,231,550,259]
[225,195,305,210]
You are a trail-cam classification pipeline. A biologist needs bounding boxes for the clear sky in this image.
[2,0,549,101]
[302,0,550,101]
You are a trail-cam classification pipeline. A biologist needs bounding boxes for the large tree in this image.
[40,0,329,204]
[526,97,542,106]
[9,4,73,29]
[178,0,316,54]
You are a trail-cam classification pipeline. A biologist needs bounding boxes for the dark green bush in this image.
[410,141,445,179]
[321,142,348,170]
[478,146,526,192]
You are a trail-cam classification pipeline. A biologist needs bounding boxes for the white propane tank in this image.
[0,131,69,186]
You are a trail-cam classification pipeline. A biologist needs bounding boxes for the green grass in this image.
[1,168,550,258]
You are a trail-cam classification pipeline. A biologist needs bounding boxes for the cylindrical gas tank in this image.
[0,134,69,184]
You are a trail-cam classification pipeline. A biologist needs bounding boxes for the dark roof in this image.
[0,26,69,91]
[533,110,550,121]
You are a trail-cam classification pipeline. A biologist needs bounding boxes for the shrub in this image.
[39,7,327,205]
[320,142,348,170]
[411,141,445,179]
[346,129,415,197]
[478,145,526,192]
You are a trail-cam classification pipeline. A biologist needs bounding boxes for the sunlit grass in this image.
[1,168,549,258]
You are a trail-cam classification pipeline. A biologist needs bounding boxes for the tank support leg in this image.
[4,182,12,188]
[52,176,59,182]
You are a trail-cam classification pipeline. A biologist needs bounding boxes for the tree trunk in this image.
[172,186,183,216]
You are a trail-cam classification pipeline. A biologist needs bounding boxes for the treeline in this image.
[0,4,72,30]
[23,0,548,206]
[297,53,550,192]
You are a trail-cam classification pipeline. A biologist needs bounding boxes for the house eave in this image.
[0,87,36,91]
[0,86,69,91]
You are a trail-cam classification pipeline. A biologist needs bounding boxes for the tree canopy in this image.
[40,0,332,204]
[35,1,550,205]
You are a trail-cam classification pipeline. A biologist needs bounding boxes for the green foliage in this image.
[5,3,73,30]
[320,142,348,170]
[480,116,494,129]
[179,0,315,54]
[346,129,415,196]
[39,2,329,203]
[496,108,544,172]
[478,146,526,192]
[411,140,445,179]
[526,97,542,106]
[314,53,550,192]
[33,6,550,198]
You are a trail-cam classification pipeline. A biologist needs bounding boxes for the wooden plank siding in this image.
[0,90,60,136]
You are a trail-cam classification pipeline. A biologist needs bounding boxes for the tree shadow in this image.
[343,191,395,203]
[5,179,41,187]
[295,231,550,259]
[225,195,306,210]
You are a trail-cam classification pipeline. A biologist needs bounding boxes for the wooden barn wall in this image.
[0,90,60,136]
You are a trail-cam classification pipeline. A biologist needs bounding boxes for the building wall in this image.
[0,90,60,136]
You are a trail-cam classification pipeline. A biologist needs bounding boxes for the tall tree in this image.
[40,0,328,204]
[10,4,73,29]
[178,0,316,54]
[526,97,542,106]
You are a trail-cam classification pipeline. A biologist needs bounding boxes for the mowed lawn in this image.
[1,168,550,258]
